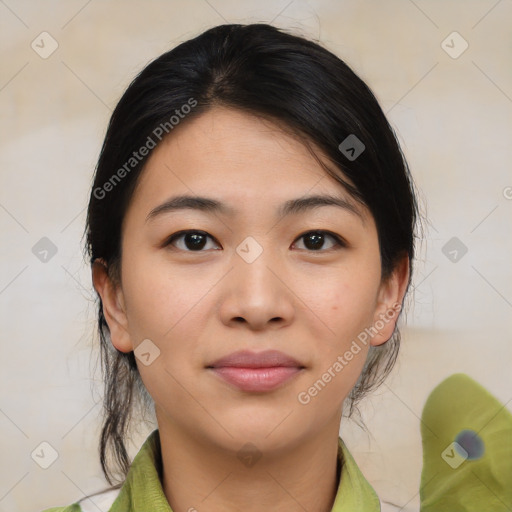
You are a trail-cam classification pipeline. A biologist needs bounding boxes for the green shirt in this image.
[43,430,380,511]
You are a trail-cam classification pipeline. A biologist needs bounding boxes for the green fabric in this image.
[42,430,379,511]
[420,373,512,511]
[331,437,381,511]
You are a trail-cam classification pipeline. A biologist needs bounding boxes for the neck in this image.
[156,416,341,512]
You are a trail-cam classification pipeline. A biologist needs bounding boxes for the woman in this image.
[45,23,417,512]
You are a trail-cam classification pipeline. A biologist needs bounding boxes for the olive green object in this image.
[420,373,512,511]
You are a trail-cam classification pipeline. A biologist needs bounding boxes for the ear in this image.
[92,259,133,353]
[370,254,410,347]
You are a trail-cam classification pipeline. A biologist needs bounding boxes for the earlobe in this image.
[370,254,410,347]
[91,259,133,353]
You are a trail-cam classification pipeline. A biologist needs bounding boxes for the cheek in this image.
[298,267,379,337]
[295,266,379,395]
[121,248,216,343]
[120,252,215,409]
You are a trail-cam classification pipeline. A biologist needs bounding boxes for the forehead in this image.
[130,107,368,219]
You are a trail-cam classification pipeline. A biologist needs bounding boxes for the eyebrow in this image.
[145,193,363,223]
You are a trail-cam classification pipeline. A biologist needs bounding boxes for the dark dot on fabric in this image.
[455,429,485,460]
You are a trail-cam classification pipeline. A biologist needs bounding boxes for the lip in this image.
[207,350,305,392]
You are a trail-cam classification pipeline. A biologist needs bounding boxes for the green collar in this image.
[110,429,380,511]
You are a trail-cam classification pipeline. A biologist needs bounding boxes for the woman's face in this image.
[95,106,406,453]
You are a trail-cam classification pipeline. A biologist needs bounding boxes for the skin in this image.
[93,107,409,512]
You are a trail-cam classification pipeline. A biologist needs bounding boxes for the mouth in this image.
[206,349,305,392]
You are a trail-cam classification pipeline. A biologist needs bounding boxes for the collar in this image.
[110,429,380,511]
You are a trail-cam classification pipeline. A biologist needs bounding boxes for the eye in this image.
[292,230,346,251]
[164,230,221,251]
[164,229,345,252]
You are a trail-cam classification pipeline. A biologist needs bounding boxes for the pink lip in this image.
[207,350,305,392]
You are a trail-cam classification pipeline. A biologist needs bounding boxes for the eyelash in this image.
[163,229,347,252]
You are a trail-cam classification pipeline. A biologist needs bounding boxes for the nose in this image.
[218,249,295,331]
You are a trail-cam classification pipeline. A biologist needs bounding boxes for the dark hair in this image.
[85,23,418,486]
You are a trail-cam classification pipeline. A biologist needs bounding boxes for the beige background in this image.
[1,1,511,511]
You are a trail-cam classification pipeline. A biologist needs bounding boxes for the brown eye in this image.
[293,231,345,251]
[165,230,221,251]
